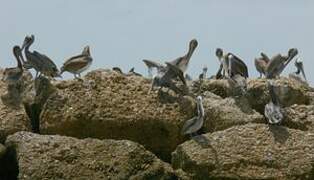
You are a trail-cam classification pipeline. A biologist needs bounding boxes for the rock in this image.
[202,93,264,132]
[0,69,32,143]
[6,131,180,180]
[172,124,314,180]
[307,91,314,105]
[191,79,233,98]
[247,78,311,113]
[40,69,194,161]
[283,104,314,132]
[0,144,6,159]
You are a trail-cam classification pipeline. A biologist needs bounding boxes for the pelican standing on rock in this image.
[227,53,249,79]
[215,48,248,79]
[289,58,308,84]
[255,52,270,78]
[60,46,93,79]
[2,46,24,83]
[198,66,208,80]
[264,81,283,124]
[21,35,60,78]
[266,48,298,79]
[181,96,205,136]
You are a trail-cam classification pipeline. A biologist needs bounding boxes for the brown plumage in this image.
[2,46,24,83]
[61,46,93,78]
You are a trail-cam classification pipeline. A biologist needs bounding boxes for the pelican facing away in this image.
[2,46,24,83]
[266,48,298,79]
[181,96,205,136]
[289,58,308,84]
[199,66,208,80]
[21,35,60,78]
[255,52,270,78]
[264,81,283,124]
[61,46,93,78]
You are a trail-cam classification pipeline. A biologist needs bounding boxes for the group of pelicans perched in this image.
[1,35,309,138]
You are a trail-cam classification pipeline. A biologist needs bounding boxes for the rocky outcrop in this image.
[172,123,314,179]
[283,104,314,132]
[6,131,180,180]
[201,92,264,132]
[0,69,32,143]
[40,69,195,160]
[247,78,310,113]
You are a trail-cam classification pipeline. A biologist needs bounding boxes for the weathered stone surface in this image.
[172,124,314,180]
[247,78,310,113]
[0,143,5,159]
[0,69,32,143]
[6,131,180,180]
[40,69,195,160]
[191,79,233,98]
[202,92,264,132]
[283,104,314,132]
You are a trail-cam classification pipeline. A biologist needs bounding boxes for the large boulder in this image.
[283,104,314,132]
[190,79,232,98]
[172,124,314,180]
[40,69,195,160]
[247,78,311,113]
[6,131,181,180]
[0,69,32,143]
[201,92,264,132]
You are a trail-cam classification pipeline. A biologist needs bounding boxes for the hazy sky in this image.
[0,1,313,84]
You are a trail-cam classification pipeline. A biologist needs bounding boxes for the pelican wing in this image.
[260,52,270,63]
[229,53,249,78]
[62,56,92,72]
[266,54,284,78]
[181,116,198,135]
[143,59,164,69]
[33,51,57,68]
[165,62,186,85]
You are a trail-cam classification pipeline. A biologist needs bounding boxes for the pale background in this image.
[0,0,313,84]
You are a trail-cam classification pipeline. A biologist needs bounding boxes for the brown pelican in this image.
[227,53,249,78]
[143,59,167,78]
[264,80,283,124]
[128,67,142,76]
[112,67,124,74]
[198,66,208,80]
[181,96,205,136]
[266,48,298,79]
[21,35,60,78]
[289,58,308,84]
[2,46,24,83]
[150,62,187,94]
[143,39,198,77]
[60,46,92,78]
[255,52,270,78]
[215,48,228,78]
[215,48,248,79]
[169,39,198,72]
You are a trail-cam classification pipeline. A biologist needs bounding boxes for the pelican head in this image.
[82,45,90,56]
[189,39,198,50]
[215,48,223,60]
[295,58,307,81]
[196,96,203,103]
[288,48,298,59]
[21,35,35,50]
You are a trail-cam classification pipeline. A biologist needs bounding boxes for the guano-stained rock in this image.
[172,124,314,180]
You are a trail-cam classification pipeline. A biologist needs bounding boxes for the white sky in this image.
[0,0,313,84]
